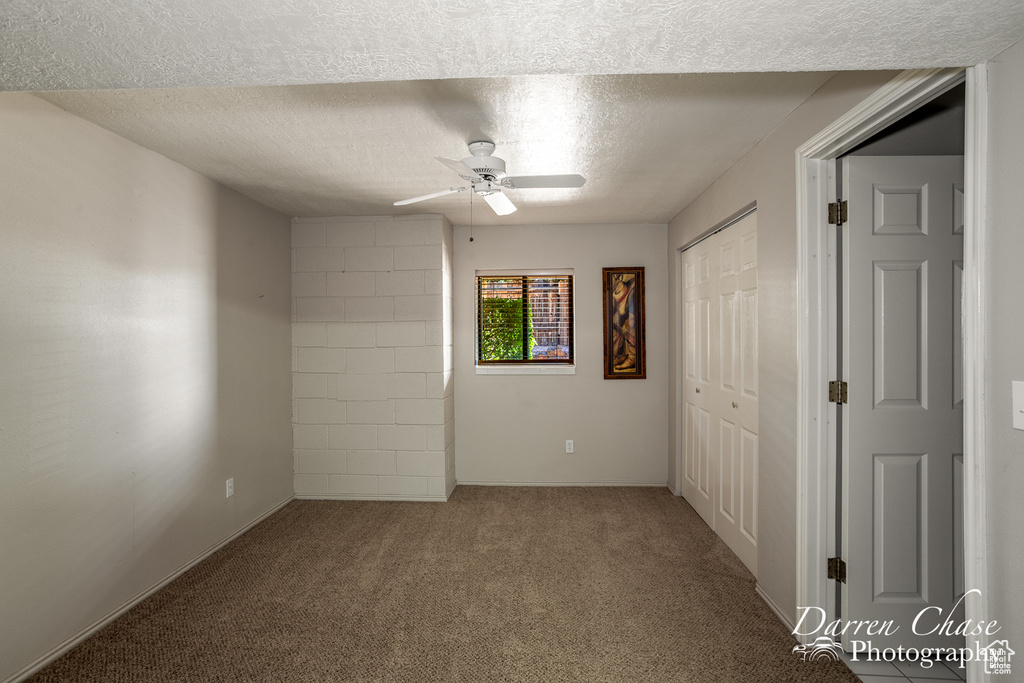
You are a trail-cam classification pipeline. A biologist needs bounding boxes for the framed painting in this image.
[602,266,646,379]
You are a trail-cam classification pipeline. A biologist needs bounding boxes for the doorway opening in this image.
[795,67,989,680]
[832,83,965,651]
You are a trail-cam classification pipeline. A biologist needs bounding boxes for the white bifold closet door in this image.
[681,212,758,575]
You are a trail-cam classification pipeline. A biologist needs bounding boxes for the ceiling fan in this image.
[393,141,586,216]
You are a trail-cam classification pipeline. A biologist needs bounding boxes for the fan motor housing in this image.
[461,155,505,180]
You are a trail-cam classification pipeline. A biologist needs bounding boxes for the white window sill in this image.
[475,365,576,376]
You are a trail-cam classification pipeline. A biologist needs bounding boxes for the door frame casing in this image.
[795,67,988,678]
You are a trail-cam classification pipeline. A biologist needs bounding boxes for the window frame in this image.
[474,269,574,367]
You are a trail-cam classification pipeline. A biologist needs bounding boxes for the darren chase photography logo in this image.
[791,589,1014,675]
[792,636,843,662]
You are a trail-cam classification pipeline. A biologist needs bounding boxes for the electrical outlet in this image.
[226,478,234,498]
[565,440,574,454]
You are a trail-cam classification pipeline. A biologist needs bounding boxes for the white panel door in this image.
[681,213,758,575]
[842,156,964,650]
[681,236,715,527]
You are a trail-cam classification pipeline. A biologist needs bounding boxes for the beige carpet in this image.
[29,486,858,682]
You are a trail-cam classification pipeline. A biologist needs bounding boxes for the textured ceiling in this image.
[3,0,1024,90]
[8,0,1024,224]
[38,73,835,224]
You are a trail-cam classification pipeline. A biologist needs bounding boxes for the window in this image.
[476,272,573,365]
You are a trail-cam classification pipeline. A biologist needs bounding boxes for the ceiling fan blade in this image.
[436,156,482,180]
[482,190,517,216]
[393,187,467,206]
[501,174,586,189]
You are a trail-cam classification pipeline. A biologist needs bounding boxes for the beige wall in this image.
[453,223,668,485]
[290,215,455,500]
[984,37,1024,659]
[666,71,899,622]
[0,93,293,682]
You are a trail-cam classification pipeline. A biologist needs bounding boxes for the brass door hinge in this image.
[827,557,847,583]
[828,380,848,404]
[828,200,848,225]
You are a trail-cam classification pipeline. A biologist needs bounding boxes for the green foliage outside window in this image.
[479,297,536,361]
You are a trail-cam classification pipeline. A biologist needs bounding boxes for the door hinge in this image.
[828,200,848,225]
[827,557,847,583]
[828,380,848,404]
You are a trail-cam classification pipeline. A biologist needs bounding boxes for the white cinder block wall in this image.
[291,215,455,500]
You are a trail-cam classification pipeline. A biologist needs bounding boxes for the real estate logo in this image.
[980,640,1015,675]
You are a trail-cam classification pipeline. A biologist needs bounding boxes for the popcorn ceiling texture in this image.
[35,72,836,222]
[3,0,1024,91]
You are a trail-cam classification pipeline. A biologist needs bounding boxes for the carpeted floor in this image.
[29,486,858,682]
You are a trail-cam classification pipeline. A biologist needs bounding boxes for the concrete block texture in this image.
[374,220,442,246]
[328,424,377,450]
[377,424,426,451]
[334,375,389,401]
[293,297,346,322]
[294,247,345,272]
[344,246,394,272]
[347,450,397,476]
[346,400,396,424]
[376,322,426,347]
[293,271,327,297]
[376,270,425,296]
[396,398,445,425]
[388,373,427,399]
[327,322,376,348]
[395,346,444,373]
[292,216,452,500]
[292,222,327,248]
[345,348,396,374]
[328,474,378,495]
[396,451,446,477]
[296,398,346,425]
[296,347,346,374]
[394,245,440,271]
[344,296,394,322]
[326,271,375,297]
[378,476,429,497]
[325,222,376,247]
[293,373,329,399]
[296,450,347,474]
[293,322,327,348]
[394,295,443,321]
[294,473,329,495]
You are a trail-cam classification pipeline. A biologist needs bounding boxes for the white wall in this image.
[983,36,1024,662]
[453,223,668,485]
[290,215,455,500]
[666,71,899,622]
[0,94,293,682]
